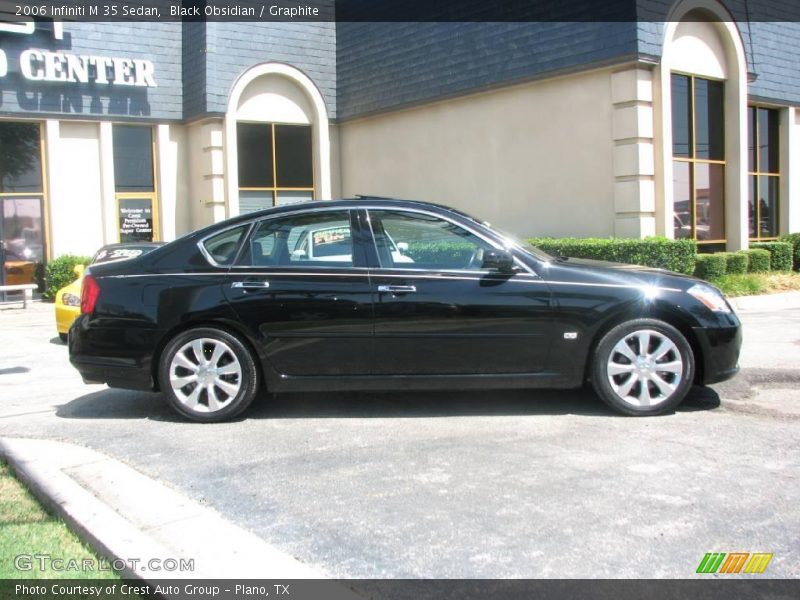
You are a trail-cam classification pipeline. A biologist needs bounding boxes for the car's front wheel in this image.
[590,318,694,416]
[158,327,258,422]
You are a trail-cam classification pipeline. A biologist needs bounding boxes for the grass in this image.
[0,461,119,579]
[710,272,800,297]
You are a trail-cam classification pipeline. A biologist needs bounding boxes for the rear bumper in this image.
[693,324,742,385]
[69,355,155,390]
[68,315,159,391]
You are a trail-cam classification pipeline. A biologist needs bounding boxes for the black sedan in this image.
[69,198,741,422]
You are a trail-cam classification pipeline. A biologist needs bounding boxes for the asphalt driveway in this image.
[0,302,798,578]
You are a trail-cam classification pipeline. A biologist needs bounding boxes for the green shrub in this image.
[43,254,92,301]
[780,233,800,271]
[740,248,771,273]
[751,242,792,272]
[694,254,727,280]
[724,251,749,275]
[526,237,697,275]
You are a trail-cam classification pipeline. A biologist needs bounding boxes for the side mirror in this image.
[73,264,86,277]
[481,249,515,272]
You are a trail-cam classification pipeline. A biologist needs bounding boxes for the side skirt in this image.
[266,372,580,393]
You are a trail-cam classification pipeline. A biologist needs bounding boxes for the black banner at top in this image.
[0,0,800,22]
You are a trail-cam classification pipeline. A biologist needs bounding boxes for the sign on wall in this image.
[0,20,157,87]
[119,198,154,242]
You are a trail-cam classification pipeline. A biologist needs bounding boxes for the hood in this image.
[546,256,700,290]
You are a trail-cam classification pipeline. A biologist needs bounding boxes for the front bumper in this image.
[55,303,80,335]
[693,324,742,385]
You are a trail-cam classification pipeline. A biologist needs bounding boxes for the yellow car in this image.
[55,242,163,342]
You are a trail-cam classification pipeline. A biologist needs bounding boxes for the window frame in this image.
[0,119,50,268]
[112,124,160,243]
[229,208,366,270]
[671,72,727,245]
[236,122,315,211]
[363,207,535,275]
[748,105,781,241]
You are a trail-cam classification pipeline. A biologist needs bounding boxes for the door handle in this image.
[231,281,270,289]
[378,285,417,294]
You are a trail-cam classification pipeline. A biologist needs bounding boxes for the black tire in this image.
[158,327,259,423]
[58,332,68,343]
[590,318,694,416]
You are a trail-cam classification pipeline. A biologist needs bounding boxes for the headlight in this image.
[62,292,81,307]
[687,284,731,313]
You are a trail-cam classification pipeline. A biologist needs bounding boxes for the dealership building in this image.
[1,0,799,285]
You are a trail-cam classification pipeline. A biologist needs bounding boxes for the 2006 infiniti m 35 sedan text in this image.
[69,198,741,422]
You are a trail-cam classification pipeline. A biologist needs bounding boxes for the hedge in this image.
[526,237,697,275]
[740,248,771,273]
[43,254,92,301]
[405,241,474,266]
[778,233,800,271]
[725,252,749,275]
[694,254,727,280]
[750,242,792,272]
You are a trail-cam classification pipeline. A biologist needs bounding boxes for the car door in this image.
[223,209,374,377]
[364,208,553,375]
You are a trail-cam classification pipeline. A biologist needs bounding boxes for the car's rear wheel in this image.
[590,318,694,416]
[158,327,258,422]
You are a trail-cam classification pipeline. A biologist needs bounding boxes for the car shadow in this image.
[56,388,173,420]
[55,384,721,421]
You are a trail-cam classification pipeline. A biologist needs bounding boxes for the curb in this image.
[0,437,326,582]
[729,290,800,313]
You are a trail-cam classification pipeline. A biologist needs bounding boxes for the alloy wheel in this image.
[168,338,242,413]
[605,329,684,407]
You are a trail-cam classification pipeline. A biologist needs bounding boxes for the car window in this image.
[237,211,354,268]
[202,225,249,266]
[368,210,493,271]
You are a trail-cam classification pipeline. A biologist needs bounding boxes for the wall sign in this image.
[119,198,154,243]
[0,20,157,87]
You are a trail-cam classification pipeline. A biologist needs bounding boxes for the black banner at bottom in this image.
[1,579,798,600]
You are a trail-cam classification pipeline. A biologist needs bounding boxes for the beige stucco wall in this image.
[45,120,105,257]
[338,68,617,239]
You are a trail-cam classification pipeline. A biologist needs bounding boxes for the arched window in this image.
[659,1,749,251]
[225,63,331,217]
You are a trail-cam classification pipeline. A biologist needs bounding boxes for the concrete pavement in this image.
[1,437,325,581]
[0,296,798,579]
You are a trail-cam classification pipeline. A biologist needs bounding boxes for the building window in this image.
[671,74,726,244]
[113,125,158,242]
[748,106,780,240]
[237,123,314,214]
[0,121,46,288]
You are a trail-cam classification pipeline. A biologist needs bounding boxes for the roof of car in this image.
[202,197,470,232]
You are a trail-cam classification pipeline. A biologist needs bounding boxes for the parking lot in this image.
[1,302,798,578]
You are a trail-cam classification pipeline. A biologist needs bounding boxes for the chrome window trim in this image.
[102,271,681,292]
[196,203,538,276]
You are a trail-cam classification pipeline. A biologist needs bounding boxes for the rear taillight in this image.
[80,275,100,314]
